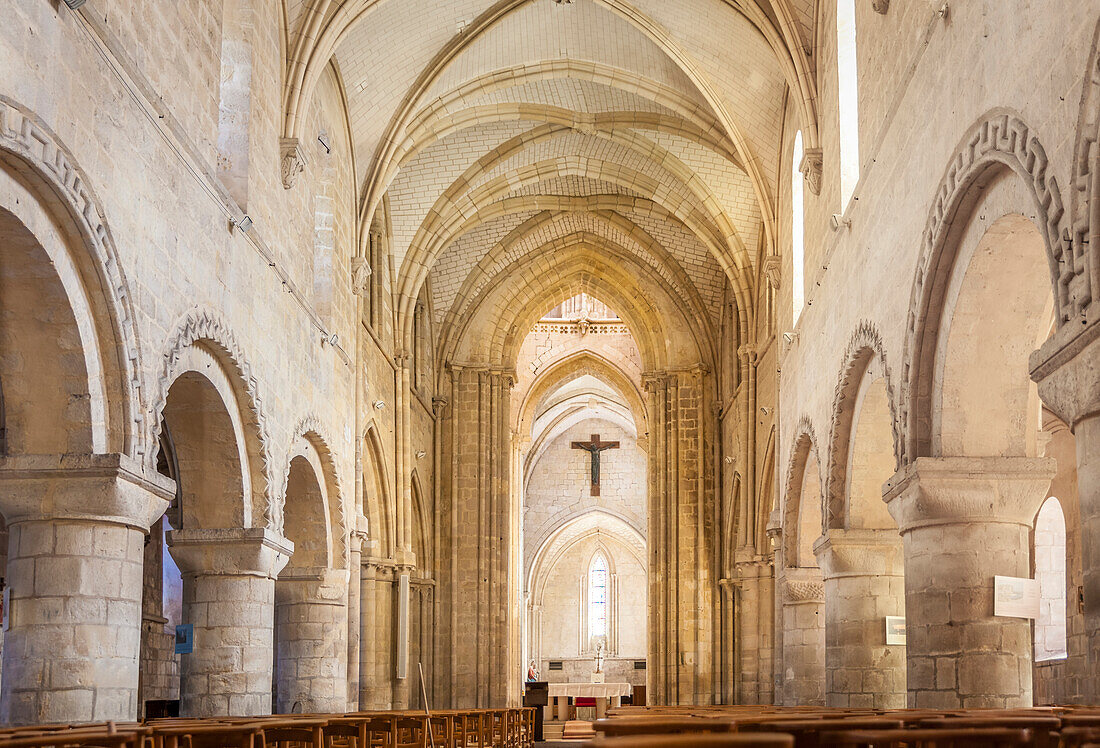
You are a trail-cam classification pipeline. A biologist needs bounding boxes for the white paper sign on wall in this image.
[885,616,906,645]
[993,575,1040,619]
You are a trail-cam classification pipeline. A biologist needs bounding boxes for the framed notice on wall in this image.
[175,623,194,654]
[993,575,1040,619]
[885,616,906,645]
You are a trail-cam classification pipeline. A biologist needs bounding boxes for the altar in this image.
[547,681,632,720]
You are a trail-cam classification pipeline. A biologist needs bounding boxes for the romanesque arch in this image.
[824,322,900,530]
[900,112,1067,463]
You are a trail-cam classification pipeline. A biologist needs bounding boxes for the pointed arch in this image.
[362,420,395,559]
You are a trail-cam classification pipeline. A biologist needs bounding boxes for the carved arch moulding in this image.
[0,95,145,461]
[899,111,1069,465]
[824,321,900,529]
[153,309,277,529]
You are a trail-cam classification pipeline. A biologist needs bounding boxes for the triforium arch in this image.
[824,322,900,529]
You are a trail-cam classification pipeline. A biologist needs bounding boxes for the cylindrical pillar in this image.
[274,570,348,713]
[168,527,292,717]
[814,529,906,708]
[0,455,172,724]
[884,457,1055,708]
[777,568,825,706]
[345,527,366,711]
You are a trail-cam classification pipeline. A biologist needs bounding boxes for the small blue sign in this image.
[175,623,193,654]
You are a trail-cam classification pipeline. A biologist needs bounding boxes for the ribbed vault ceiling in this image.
[282,0,819,356]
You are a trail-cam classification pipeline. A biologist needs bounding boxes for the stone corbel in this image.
[280,137,308,189]
[871,0,889,13]
[737,343,758,366]
[351,256,372,296]
[799,147,823,196]
[762,254,781,290]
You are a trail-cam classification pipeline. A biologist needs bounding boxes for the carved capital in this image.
[280,137,307,189]
[799,147,823,196]
[883,456,1055,534]
[782,575,825,603]
[351,256,372,296]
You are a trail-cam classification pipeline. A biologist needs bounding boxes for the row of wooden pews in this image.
[0,708,538,748]
[587,705,1100,747]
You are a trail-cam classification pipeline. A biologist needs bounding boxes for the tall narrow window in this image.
[792,130,805,322]
[837,0,859,211]
[217,0,253,208]
[1034,497,1068,661]
[588,553,608,640]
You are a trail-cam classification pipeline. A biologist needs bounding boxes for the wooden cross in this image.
[571,434,620,496]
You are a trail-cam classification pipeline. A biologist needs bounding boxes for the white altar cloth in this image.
[547,682,632,698]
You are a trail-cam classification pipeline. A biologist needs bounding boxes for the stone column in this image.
[0,454,172,724]
[813,529,906,708]
[1032,320,1100,701]
[345,525,366,711]
[274,568,347,713]
[358,561,379,709]
[883,457,1054,708]
[168,527,292,717]
[778,567,826,706]
[734,555,772,704]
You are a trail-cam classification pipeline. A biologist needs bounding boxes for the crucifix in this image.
[571,433,620,496]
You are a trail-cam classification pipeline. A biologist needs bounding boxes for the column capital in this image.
[1030,312,1100,428]
[780,567,825,604]
[167,527,293,578]
[0,452,173,529]
[275,566,347,604]
[883,456,1055,534]
[812,528,903,580]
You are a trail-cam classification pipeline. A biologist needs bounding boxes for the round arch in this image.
[900,112,1068,463]
[824,322,900,530]
[0,99,143,460]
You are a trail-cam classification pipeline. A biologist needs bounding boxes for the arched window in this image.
[837,0,859,212]
[588,553,609,640]
[1034,497,1067,661]
[792,130,805,322]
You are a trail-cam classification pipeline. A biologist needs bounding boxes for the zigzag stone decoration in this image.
[899,112,1067,465]
[0,96,145,462]
[823,321,900,529]
[286,415,350,568]
[781,416,820,568]
[1067,19,1100,318]
[153,310,276,529]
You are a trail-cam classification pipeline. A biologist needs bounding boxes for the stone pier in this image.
[884,457,1054,707]
[814,529,906,708]
[0,454,173,724]
[168,528,292,717]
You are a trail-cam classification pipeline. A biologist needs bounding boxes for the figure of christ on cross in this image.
[571,434,620,496]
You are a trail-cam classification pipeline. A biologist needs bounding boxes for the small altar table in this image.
[547,682,632,720]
